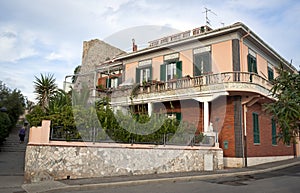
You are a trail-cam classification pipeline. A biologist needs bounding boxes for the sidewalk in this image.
[22,157,300,193]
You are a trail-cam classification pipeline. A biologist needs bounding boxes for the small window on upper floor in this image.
[248,49,257,74]
[160,53,182,81]
[193,46,212,76]
[136,59,152,84]
[268,63,274,81]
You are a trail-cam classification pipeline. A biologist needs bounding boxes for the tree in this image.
[264,66,300,144]
[33,73,57,110]
[72,65,81,83]
[0,81,25,142]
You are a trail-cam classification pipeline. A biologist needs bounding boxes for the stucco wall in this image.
[25,144,223,183]
[212,40,233,73]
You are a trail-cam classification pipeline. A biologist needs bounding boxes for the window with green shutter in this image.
[268,66,274,81]
[136,68,141,84]
[176,61,182,78]
[161,61,182,81]
[160,64,166,81]
[194,52,211,76]
[253,113,260,144]
[106,78,111,88]
[136,67,152,84]
[175,112,182,121]
[272,118,277,145]
[248,54,257,73]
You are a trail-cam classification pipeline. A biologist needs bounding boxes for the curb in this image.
[27,161,300,193]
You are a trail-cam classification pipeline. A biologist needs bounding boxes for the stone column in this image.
[148,102,153,116]
[203,101,209,132]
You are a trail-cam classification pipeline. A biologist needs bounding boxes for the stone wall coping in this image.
[27,141,222,151]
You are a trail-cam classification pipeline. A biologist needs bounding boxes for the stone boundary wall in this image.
[25,144,223,183]
[24,120,223,182]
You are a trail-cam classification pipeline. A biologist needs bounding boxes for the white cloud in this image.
[0,0,299,103]
[0,27,38,62]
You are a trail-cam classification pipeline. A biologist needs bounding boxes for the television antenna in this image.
[203,7,217,26]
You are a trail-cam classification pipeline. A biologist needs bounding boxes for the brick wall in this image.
[246,103,294,157]
[213,96,236,157]
[153,100,203,133]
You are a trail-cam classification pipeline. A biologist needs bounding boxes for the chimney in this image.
[132,38,137,52]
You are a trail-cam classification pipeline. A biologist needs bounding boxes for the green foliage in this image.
[33,73,57,110]
[72,65,81,83]
[95,98,198,144]
[264,65,300,144]
[0,81,25,142]
[25,105,46,126]
[0,112,11,144]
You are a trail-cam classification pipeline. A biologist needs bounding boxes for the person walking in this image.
[19,126,26,143]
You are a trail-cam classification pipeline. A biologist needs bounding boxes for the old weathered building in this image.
[85,22,298,167]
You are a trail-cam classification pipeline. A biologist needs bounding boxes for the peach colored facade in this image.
[212,40,232,73]
[180,49,193,77]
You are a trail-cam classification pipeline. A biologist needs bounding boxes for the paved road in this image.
[62,164,300,193]
[0,125,28,193]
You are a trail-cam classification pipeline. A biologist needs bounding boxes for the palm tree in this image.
[33,73,57,110]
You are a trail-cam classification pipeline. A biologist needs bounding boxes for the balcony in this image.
[108,72,273,105]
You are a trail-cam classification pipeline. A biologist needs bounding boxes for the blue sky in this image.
[0,0,299,102]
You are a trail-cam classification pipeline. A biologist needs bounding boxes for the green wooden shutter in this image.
[272,118,277,145]
[268,67,274,81]
[106,78,111,88]
[248,54,252,72]
[203,53,211,73]
[253,113,260,144]
[194,54,201,76]
[253,58,257,73]
[176,61,182,78]
[136,68,141,84]
[160,64,166,81]
[248,54,257,73]
[149,67,152,82]
[117,76,122,86]
[176,112,182,121]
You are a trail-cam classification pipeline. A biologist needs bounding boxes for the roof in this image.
[114,22,297,72]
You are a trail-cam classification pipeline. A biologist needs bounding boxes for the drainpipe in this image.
[239,30,250,168]
[243,104,248,167]
[240,30,251,72]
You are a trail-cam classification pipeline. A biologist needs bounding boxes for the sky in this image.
[0,0,299,102]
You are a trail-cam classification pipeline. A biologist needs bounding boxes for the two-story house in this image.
[94,22,298,168]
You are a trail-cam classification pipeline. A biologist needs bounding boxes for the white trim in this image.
[164,53,179,61]
[247,156,294,166]
[138,59,152,67]
[248,48,256,57]
[224,156,294,168]
[193,46,211,54]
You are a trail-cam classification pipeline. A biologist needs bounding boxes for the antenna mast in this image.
[203,7,217,26]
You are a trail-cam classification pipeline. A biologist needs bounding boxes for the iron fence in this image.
[50,126,216,147]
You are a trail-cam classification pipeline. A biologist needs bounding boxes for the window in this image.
[167,62,177,80]
[268,65,274,81]
[136,67,152,84]
[194,52,211,76]
[167,112,182,121]
[193,46,211,76]
[253,113,260,144]
[272,118,277,145]
[248,51,257,73]
[160,61,182,81]
[106,76,121,88]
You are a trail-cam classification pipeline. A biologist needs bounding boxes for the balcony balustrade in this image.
[99,72,273,102]
[134,72,272,94]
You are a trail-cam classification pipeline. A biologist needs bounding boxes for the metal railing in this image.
[135,72,272,94]
[50,126,216,147]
